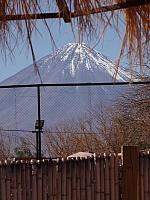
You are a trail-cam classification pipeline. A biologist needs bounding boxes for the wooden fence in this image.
[0,146,149,200]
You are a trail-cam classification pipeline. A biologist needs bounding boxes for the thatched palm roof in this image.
[0,0,149,77]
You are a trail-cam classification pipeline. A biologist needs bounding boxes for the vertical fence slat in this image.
[100,155,105,200]
[95,158,100,200]
[1,164,6,200]
[144,154,149,200]
[85,159,91,200]
[37,162,43,200]
[22,163,27,200]
[57,159,62,200]
[12,162,17,200]
[61,159,67,200]
[148,155,150,200]
[47,160,53,199]
[26,162,32,200]
[72,159,77,200]
[17,163,22,200]
[115,154,119,200]
[6,163,11,200]
[122,146,139,200]
[140,154,144,200]
[91,158,95,200]
[32,162,37,200]
[105,155,110,200]
[76,158,81,200]
[80,158,86,200]
[66,159,71,200]
[0,165,1,199]
[42,161,48,200]
[53,161,57,200]
[110,155,115,200]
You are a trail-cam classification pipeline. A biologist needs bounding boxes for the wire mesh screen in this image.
[0,86,125,130]
[40,85,126,129]
[0,87,37,131]
[0,83,149,157]
[0,84,128,132]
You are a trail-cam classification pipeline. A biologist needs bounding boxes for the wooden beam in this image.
[0,0,149,21]
[56,0,71,23]
[89,0,150,16]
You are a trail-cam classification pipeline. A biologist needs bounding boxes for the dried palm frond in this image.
[0,0,149,78]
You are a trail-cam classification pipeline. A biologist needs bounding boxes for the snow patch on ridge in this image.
[49,42,130,81]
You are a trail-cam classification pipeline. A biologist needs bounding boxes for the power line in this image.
[0,128,97,135]
[0,128,34,133]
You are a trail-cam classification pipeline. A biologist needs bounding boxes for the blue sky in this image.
[0,19,124,82]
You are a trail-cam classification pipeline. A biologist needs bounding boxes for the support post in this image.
[36,130,39,160]
[122,146,139,200]
[37,85,41,159]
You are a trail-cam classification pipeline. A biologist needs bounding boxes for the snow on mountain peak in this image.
[35,42,129,83]
[1,42,129,85]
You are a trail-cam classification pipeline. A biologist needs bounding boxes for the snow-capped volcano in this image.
[0,43,129,131]
[2,43,129,85]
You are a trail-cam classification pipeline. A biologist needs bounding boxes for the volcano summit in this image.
[2,43,129,84]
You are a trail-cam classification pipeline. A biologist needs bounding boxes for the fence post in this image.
[122,146,139,200]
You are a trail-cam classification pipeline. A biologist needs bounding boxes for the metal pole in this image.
[37,85,41,159]
[36,130,39,159]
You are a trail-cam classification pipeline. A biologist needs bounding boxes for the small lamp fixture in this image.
[35,120,44,130]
